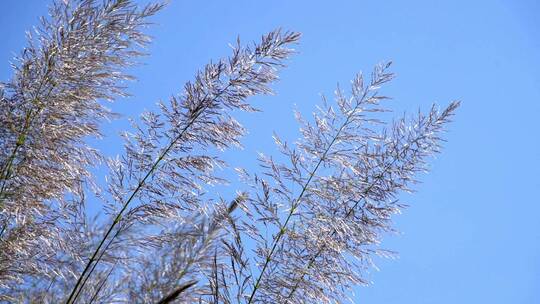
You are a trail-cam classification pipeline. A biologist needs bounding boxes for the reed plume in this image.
[0,1,458,303]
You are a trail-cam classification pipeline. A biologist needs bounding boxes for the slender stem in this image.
[65,78,239,304]
[87,262,116,304]
[284,134,426,301]
[65,107,205,304]
[285,161,397,300]
[70,227,121,303]
[246,97,363,304]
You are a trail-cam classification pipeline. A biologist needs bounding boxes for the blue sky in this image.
[1,0,539,303]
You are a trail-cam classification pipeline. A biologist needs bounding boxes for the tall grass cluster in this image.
[0,0,458,303]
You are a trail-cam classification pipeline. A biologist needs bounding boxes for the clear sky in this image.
[1,0,539,303]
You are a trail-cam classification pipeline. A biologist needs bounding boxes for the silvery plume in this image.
[0,0,458,303]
